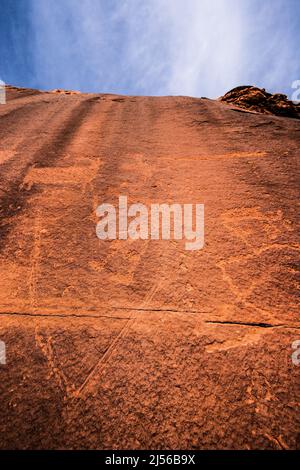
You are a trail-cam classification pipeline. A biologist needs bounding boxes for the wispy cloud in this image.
[14,0,300,96]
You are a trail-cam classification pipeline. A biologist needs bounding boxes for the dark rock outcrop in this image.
[220,85,300,118]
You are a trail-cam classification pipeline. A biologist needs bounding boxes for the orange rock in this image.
[0,85,299,449]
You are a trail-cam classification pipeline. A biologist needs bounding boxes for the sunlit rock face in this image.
[0,85,299,450]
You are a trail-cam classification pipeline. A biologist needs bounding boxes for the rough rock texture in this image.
[0,85,299,449]
[220,85,300,118]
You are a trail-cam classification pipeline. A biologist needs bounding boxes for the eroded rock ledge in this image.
[220,85,300,118]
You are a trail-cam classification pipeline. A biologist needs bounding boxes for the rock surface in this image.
[0,85,299,449]
[220,85,300,118]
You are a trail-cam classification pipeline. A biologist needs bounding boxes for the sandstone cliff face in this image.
[0,86,299,449]
[220,85,300,118]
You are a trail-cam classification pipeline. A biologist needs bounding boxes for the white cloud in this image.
[30,0,300,97]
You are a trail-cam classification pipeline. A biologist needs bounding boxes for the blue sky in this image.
[0,0,299,97]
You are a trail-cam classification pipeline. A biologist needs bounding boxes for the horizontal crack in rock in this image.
[205,320,300,329]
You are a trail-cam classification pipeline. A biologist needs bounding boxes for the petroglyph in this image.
[218,207,299,311]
